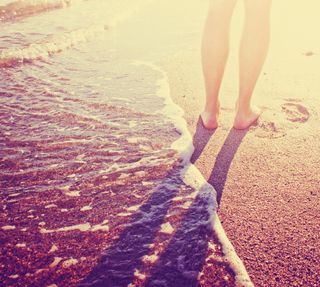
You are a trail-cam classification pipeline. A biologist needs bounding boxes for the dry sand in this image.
[161,32,320,286]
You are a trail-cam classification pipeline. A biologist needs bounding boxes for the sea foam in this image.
[138,61,254,287]
[0,0,71,22]
[0,24,107,67]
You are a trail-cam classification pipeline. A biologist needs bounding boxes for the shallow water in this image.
[0,1,247,286]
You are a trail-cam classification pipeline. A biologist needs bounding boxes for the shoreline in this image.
[160,48,320,286]
[140,61,253,286]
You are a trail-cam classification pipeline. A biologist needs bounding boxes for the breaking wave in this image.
[0,24,107,67]
[0,0,71,22]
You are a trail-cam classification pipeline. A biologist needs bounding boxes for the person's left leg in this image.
[233,0,272,129]
[201,0,238,129]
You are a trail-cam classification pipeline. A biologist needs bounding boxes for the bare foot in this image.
[200,110,219,129]
[233,106,261,130]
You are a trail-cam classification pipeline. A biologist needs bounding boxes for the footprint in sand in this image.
[281,102,310,123]
[253,119,286,139]
[252,101,310,139]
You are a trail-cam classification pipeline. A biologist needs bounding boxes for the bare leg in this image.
[201,0,237,129]
[233,0,272,129]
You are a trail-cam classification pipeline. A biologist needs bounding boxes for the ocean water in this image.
[0,1,252,286]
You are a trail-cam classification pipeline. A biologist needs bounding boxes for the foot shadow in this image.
[208,128,247,205]
[190,117,217,164]
[190,117,248,205]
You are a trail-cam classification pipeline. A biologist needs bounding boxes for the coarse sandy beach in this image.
[161,1,320,285]
[1,0,320,286]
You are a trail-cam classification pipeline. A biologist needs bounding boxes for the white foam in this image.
[180,201,192,209]
[49,244,58,253]
[91,220,109,232]
[127,137,148,144]
[60,185,71,191]
[16,243,26,248]
[134,269,146,280]
[142,181,153,186]
[7,199,17,203]
[45,204,58,209]
[1,225,16,230]
[0,24,106,67]
[142,254,158,264]
[126,204,141,212]
[8,193,20,197]
[117,212,131,217]
[118,173,129,179]
[208,241,216,252]
[41,223,91,233]
[172,196,184,202]
[62,258,78,268]
[40,220,109,233]
[9,274,19,279]
[80,205,92,212]
[137,62,254,287]
[35,269,45,274]
[128,121,137,128]
[49,257,63,268]
[0,0,71,22]
[65,191,81,197]
[134,171,146,177]
[159,222,174,235]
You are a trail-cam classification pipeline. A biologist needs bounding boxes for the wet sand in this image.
[161,44,320,286]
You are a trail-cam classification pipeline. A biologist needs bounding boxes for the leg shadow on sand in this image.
[80,168,184,287]
[190,117,248,205]
[80,118,247,287]
[144,185,219,286]
[207,128,248,205]
[190,117,217,164]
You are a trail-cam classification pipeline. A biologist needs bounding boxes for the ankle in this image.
[236,102,252,115]
[204,102,220,114]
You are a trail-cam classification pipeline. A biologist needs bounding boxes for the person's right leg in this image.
[201,0,237,129]
[233,0,272,129]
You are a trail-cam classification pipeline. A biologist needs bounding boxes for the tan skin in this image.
[201,0,272,129]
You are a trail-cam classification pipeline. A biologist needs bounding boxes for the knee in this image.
[207,0,237,23]
[209,0,237,11]
[244,0,272,15]
[244,0,272,27]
